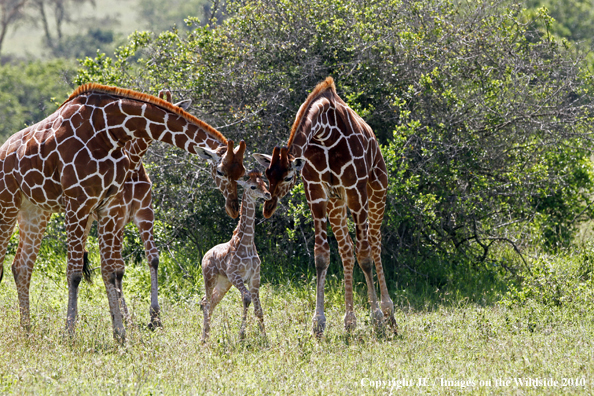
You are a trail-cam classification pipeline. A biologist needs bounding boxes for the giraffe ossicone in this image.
[253,77,397,336]
[0,83,246,342]
[200,170,271,342]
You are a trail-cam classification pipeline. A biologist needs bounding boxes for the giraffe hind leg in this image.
[82,251,93,283]
[0,206,20,285]
[327,199,357,331]
[350,203,385,329]
[201,270,232,342]
[368,180,396,332]
[12,207,52,331]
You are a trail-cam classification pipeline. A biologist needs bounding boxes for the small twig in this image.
[165,245,193,279]
[299,222,313,266]
[486,236,533,276]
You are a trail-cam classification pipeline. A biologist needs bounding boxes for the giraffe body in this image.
[0,84,246,341]
[201,171,271,342]
[254,77,396,336]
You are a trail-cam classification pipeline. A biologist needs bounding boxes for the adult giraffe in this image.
[81,90,193,330]
[254,77,396,336]
[0,83,246,341]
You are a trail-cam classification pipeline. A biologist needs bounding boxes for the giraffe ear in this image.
[291,157,305,171]
[196,146,221,163]
[237,179,248,188]
[253,153,273,169]
[174,99,192,111]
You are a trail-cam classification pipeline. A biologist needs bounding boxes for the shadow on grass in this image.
[258,249,514,315]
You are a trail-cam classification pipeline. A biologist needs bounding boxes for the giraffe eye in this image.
[250,185,256,190]
[284,175,293,182]
[216,169,224,176]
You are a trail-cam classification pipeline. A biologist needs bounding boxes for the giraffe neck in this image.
[231,192,257,248]
[288,95,335,158]
[86,92,226,154]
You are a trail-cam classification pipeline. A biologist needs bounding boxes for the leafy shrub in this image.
[74,0,594,279]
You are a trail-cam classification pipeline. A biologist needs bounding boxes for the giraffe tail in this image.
[0,264,3,284]
[83,251,93,284]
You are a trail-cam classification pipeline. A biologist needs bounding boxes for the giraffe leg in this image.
[250,270,265,336]
[96,204,128,342]
[348,186,384,329]
[200,266,216,342]
[308,196,330,337]
[368,180,396,331]
[228,271,251,339]
[201,268,232,342]
[81,214,97,283]
[0,209,19,285]
[327,199,357,331]
[0,178,22,285]
[132,196,161,330]
[12,203,51,330]
[64,201,92,337]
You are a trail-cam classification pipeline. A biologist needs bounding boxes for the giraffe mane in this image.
[61,83,227,144]
[286,77,337,148]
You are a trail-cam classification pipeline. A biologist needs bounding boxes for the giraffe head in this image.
[197,139,247,218]
[159,90,245,218]
[253,146,305,218]
[237,170,272,202]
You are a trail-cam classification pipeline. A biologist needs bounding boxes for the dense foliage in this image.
[0,59,76,142]
[72,0,594,283]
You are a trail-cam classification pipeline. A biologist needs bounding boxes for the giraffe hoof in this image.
[344,312,357,331]
[312,315,326,337]
[113,327,126,344]
[381,299,395,316]
[372,309,385,328]
[147,318,162,331]
[20,320,32,333]
[387,315,398,334]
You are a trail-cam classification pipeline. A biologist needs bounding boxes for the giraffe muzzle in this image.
[225,197,240,219]
[262,197,278,218]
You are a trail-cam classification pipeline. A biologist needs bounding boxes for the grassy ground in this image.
[1,248,593,395]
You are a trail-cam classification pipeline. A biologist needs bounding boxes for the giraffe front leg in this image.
[97,206,128,343]
[228,272,251,339]
[64,201,93,337]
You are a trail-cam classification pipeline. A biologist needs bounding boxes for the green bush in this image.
[74,0,594,281]
[0,59,77,144]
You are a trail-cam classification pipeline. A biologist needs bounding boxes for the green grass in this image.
[1,248,593,395]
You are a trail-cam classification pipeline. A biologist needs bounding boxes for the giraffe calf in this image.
[200,171,271,342]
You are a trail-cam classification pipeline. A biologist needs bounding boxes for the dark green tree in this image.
[76,0,594,277]
[0,59,76,144]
